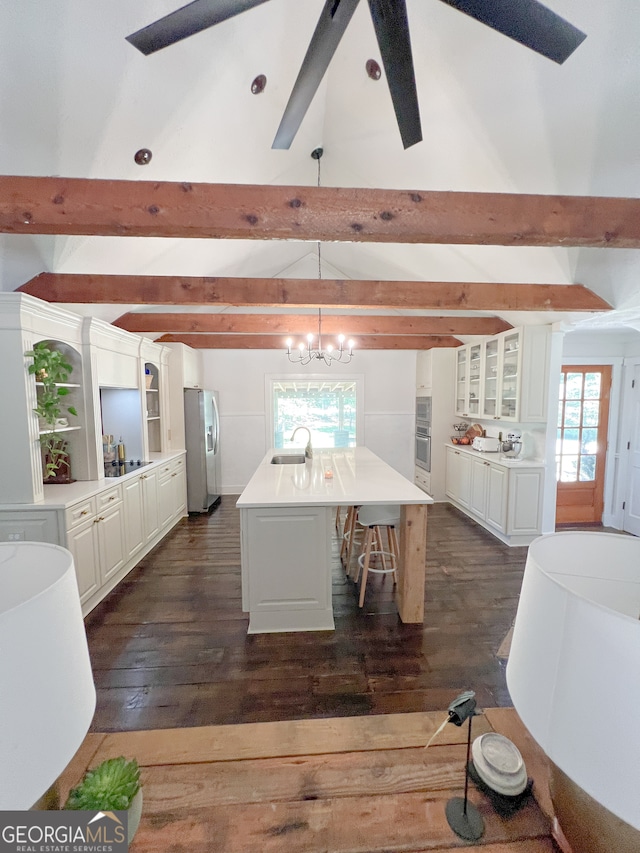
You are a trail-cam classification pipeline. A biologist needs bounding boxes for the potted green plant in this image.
[64,756,143,843]
[25,341,78,481]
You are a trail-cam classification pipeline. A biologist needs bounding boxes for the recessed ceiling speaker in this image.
[366,59,381,80]
[251,74,267,94]
[134,148,152,165]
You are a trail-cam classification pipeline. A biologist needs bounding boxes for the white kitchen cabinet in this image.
[0,295,95,504]
[416,351,432,391]
[467,455,508,533]
[140,338,170,457]
[164,342,204,451]
[445,446,472,508]
[0,451,186,614]
[66,484,125,605]
[141,468,160,542]
[416,349,455,502]
[508,468,545,536]
[456,326,551,424]
[0,294,174,506]
[486,463,509,532]
[455,342,483,419]
[469,456,489,517]
[158,455,187,528]
[414,467,431,495]
[445,444,543,545]
[120,468,161,558]
[122,476,145,559]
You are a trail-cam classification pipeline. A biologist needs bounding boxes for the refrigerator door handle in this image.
[212,394,220,455]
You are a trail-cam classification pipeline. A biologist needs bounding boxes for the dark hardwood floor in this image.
[85,497,529,732]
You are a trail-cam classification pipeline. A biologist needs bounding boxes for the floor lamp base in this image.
[446,797,485,842]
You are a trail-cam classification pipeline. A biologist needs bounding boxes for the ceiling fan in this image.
[126,0,586,151]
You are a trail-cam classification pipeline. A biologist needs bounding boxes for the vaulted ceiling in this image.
[2,0,640,348]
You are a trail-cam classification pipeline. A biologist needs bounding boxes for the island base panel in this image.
[397,503,427,623]
[242,506,333,633]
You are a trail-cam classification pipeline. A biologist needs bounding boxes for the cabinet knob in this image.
[140,474,147,480]
[108,496,115,501]
[93,518,100,524]
[98,516,105,522]
[80,510,89,516]
[171,472,177,477]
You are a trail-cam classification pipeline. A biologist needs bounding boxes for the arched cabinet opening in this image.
[144,362,161,453]
[31,339,88,485]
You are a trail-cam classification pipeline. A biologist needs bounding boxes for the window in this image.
[267,377,362,449]
[556,370,602,482]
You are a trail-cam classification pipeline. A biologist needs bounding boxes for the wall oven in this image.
[415,424,431,472]
[416,395,432,425]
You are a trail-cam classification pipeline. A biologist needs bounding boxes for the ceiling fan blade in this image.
[367,0,422,149]
[438,0,586,64]
[126,0,272,56]
[272,0,361,150]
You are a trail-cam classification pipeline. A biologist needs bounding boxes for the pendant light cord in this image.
[316,150,322,346]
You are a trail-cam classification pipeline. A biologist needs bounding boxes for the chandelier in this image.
[285,147,355,366]
[286,307,355,366]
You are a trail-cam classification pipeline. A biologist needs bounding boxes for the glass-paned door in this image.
[468,343,481,416]
[556,365,611,524]
[499,332,520,420]
[482,339,499,418]
[456,348,467,415]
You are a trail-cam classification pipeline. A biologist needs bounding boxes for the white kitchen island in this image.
[237,447,433,633]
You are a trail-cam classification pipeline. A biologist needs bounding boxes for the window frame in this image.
[265,373,365,450]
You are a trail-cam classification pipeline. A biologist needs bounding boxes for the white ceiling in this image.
[1,0,640,338]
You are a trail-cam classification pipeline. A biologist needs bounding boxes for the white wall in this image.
[202,349,418,494]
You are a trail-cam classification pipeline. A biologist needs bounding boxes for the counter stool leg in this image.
[358,527,375,605]
[389,526,399,584]
[340,506,355,568]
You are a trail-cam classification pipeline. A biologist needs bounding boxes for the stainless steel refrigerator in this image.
[184,389,221,513]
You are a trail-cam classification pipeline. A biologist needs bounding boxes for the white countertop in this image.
[237,447,434,509]
[0,450,185,510]
[445,442,544,468]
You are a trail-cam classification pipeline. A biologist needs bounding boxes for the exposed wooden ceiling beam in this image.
[113,312,512,336]
[154,334,462,350]
[3,175,640,247]
[19,273,611,311]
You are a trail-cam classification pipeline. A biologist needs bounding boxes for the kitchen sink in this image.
[271,454,306,465]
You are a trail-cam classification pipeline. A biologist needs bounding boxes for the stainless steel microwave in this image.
[416,395,432,425]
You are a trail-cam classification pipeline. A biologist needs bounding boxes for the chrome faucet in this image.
[291,426,313,459]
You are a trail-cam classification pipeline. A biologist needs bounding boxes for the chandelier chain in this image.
[284,148,355,366]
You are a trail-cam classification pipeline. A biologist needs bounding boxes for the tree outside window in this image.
[272,380,358,449]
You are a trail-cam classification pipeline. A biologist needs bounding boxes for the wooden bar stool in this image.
[355,504,401,607]
[340,505,362,577]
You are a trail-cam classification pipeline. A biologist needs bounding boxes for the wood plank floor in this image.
[61,710,559,853]
[85,498,530,732]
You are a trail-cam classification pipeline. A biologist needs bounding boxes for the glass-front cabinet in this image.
[455,348,467,415]
[455,343,482,418]
[498,331,521,420]
[482,339,499,418]
[455,327,550,424]
[144,361,161,453]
